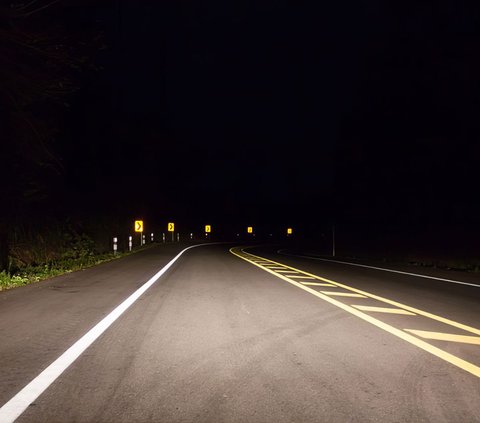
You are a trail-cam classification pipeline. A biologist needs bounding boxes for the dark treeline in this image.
[0,1,112,270]
[2,1,479,271]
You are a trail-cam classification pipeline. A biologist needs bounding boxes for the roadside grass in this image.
[404,257,480,273]
[353,256,480,273]
[0,248,150,291]
[300,250,480,273]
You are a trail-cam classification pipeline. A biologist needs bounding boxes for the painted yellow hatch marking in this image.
[301,282,336,287]
[321,291,367,298]
[287,275,316,279]
[230,246,480,378]
[352,305,416,315]
[404,330,480,345]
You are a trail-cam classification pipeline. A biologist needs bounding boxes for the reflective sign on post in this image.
[135,220,144,232]
[168,222,175,232]
[287,228,293,235]
[247,227,253,234]
[205,225,211,233]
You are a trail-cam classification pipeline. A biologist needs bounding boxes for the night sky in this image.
[3,1,480,243]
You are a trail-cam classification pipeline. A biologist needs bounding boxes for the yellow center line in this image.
[352,305,416,315]
[301,282,336,286]
[230,246,480,378]
[404,330,480,345]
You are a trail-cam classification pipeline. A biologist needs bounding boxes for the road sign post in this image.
[135,220,144,246]
[168,223,174,242]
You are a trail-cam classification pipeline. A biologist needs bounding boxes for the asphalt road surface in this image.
[1,243,479,422]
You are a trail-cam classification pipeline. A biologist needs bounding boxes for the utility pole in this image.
[332,225,336,257]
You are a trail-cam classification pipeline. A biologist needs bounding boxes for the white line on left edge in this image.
[0,244,206,423]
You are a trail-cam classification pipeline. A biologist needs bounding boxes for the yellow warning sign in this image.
[247,227,253,234]
[135,220,144,232]
[168,222,175,232]
[287,228,293,235]
[205,225,211,233]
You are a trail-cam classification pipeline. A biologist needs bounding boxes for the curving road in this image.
[1,243,479,422]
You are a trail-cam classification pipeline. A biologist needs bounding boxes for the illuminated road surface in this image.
[0,243,479,422]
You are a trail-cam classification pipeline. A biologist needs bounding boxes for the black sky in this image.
[8,0,480,238]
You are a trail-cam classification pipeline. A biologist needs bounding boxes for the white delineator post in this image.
[151,233,154,242]
[162,233,165,243]
[177,233,180,242]
[128,236,132,252]
[113,237,118,255]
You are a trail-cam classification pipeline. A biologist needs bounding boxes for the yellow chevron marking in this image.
[404,330,480,345]
[351,305,416,315]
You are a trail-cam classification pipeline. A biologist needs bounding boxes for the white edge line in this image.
[277,250,480,288]
[0,244,207,423]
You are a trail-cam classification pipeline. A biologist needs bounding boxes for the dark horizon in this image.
[2,0,480,254]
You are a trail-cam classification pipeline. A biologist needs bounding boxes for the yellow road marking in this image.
[237,249,480,337]
[287,275,316,279]
[321,291,367,298]
[404,330,480,345]
[230,247,480,378]
[275,270,299,273]
[352,305,416,315]
[301,282,336,286]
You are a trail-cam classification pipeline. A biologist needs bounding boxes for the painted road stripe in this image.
[277,250,480,289]
[287,275,316,279]
[231,247,480,378]
[321,291,367,298]
[301,282,336,286]
[351,305,416,315]
[0,244,208,423]
[243,250,480,337]
[275,270,299,274]
[404,330,480,345]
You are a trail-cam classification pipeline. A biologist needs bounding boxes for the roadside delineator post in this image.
[151,233,154,242]
[128,236,132,252]
[113,237,118,255]
[162,233,166,243]
[177,233,180,242]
